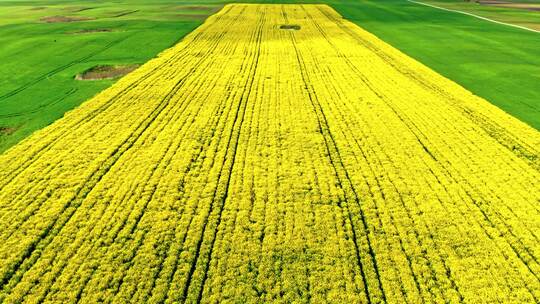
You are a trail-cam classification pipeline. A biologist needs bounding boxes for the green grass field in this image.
[0,0,219,151]
[0,0,539,152]
[423,0,540,31]
[329,0,540,129]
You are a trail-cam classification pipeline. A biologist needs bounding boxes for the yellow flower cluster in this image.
[0,4,538,303]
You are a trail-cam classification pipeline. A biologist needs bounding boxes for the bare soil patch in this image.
[40,16,95,23]
[75,65,140,81]
[0,126,17,135]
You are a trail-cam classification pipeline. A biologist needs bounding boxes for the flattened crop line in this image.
[29,48,221,302]
[379,85,540,286]
[370,85,540,268]
[1,4,538,303]
[0,48,186,192]
[134,7,254,301]
[107,11,243,302]
[318,9,539,170]
[308,8,462,299]
[0,6,236,219]
[424,167,540,301]
[358,160,424,302]
[114,7,253,301]
[65,24,238,300]
[318,76,424,301]
[0,69,177,244]
[317,5,540,298]
[0,45,199,243]
[148,44,243,304]
[0,5,236,194]
[4,47,219,297]
[319,12,540,282]
[0,51,210,290]
[144,85,232,303]
[175,8,265,303]
[194,9,265,303]
[108,102,201,301]
[110,39,240,303]
[288,15,382,304]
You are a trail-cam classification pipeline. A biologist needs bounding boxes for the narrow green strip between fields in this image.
[0,0,538,153]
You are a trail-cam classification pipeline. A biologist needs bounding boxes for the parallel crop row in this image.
[0,4,538,303]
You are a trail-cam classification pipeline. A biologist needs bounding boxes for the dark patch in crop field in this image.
[29,6,47,11]
[40,16,95,23]
[75,64,140,81]
[280,24,301,30]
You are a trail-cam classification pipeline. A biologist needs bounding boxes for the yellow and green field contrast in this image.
[0,3,539,303]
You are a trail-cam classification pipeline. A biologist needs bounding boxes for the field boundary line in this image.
[407,0,540,34]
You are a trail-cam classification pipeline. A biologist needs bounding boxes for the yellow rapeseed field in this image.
[0,4,539,303]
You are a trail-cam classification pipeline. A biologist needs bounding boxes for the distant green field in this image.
[422,0,540,31]
[0,0,219,152]
[328,0,540,130]
[0,0,539,153]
